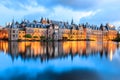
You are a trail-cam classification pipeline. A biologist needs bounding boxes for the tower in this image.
[8,19,19,41]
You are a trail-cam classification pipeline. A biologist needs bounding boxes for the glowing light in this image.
[110,50,113,61]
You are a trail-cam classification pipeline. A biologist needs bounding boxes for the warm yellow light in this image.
[109,50,113,61]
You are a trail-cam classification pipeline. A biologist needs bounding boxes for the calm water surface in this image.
[0,41,120,80]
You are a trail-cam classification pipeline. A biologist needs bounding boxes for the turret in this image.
[8,19,19,41]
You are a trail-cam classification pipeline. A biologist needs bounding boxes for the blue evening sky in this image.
[0,0,120,27]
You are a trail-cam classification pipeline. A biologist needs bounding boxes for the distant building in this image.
[1,18,117,41]
[8,19,19,40]
[0,28,8,40]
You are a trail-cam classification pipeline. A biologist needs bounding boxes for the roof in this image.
[25,23,50,28]
[5,19,117,31]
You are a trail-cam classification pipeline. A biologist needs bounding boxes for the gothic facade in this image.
[1,18,118,41]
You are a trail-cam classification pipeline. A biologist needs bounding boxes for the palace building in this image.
[1,18,118,41]
[0,28,8,40]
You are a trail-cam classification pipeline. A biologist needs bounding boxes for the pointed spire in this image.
[71,18,74,25]
[40,17,43,23]
[100,24,104,31]
[11,17,16,28]
[12,17,15,25]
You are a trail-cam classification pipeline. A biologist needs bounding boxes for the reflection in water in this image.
[0,41,119,61]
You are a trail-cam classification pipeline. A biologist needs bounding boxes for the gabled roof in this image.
[25,23,50,28]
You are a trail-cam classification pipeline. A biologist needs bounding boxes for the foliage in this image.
[112,33,120,42]
[33,36,38,38]
[24,34,32,38]
[113,37,120,42]
[40,36,46,40]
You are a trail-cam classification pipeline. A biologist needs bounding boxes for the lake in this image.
[0,41,120,80]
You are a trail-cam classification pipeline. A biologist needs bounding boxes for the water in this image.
[0,41,120,80]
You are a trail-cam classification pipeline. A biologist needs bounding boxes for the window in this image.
[13,35,15,37]
[13,30,15,33]
[55,30,58,33]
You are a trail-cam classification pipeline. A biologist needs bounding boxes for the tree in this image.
[24,34,32,38]
[33,36,38,38]
[40,36,46,40]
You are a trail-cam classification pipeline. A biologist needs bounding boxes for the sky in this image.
[0,0,120,27]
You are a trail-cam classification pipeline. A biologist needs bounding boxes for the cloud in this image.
[0,0,120,27]
[0,1,100,26]
[23,6,100,24]
[47,6,100,24]
[80,7,120,26]
[0,2,48,25]
[36,0,100,10]
[0,0,101,10]
[0,0,29,10]
[112,21,120,28]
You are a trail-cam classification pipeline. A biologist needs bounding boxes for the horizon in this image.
[0,0,120,28]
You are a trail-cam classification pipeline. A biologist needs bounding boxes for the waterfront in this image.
[0,41,120,80]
